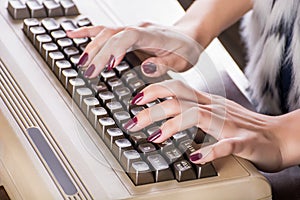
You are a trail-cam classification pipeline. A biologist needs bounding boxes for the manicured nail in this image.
[123,117,138,130]
[190,153,203,162]
[147,129,162,142]
[84,64,95,77]
[78,53,88,67]
[104,55,115,71]
[142,62,157,74]
[131,92,144,105]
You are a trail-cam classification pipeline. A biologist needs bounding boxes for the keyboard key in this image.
[88,107,108,128]
[106,101,123,115]
[194,162,217,179]
[67,78,85,97]
[43,0,64,17]
[23,18,39,36]
[82,97,100,117]
[60,0,80,16]
[90,82,107,95]
[63,46,80,59]
[173,160,196,182]
[74,87,93,107]
[189,127,206,144]
[26,0,47,18]
[73,37,89,48]
[96,117,116,138]
[54,60,72,79]
[107,78,124,91]
[129,106,144,117]
[128,161,154,185]
[121,150,142,172]
[114,87,131,102]
[179,139,201,159]
[98,91,115,105]
[173,131,190,145]
[128,78,145,93]
[146,126,160,137]
[113,111,131,127]
[60,68,78,88]
[112,138,133,160]
[8,0,30,19]
[35,34,52,52]
[77,17,92,27]
[48,51,65,70]
[41,42,58,61]
[100,70,116,82]
[156,138,175,153]
[29,26,46,44]
[104,128,125,149]
[57,38,73,50]
[70,55,80,68]
[115,61,130,77]
[60,20,77,32]
[41,18,60,33]
[51,30,67,42]
[121,70,138,85]
[147,154,174,182]
[137,143,156,158]
[164,148,183,164]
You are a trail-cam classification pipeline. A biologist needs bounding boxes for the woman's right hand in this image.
[67,22,203,78]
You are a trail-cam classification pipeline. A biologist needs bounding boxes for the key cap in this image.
[82,97,100,117]
[121,70,138,85]
[63,46,79,59]
[41,18,60,33]
[67,78,85,97]
[146,126,161,137]
[70,55,81,68]
[26,0,47,18]
[128,131,147,147]
[96,117,116,138]
[57,38,73,50]
[121,150,142,172]
[23,18,39,36]
[79,43,87,52]
[189,127,206,144]
[74,87,93,107]
[113,111,131,127]
[129,161,154,185]
[178,139,201,158]
[51,30,67,42]
[41,43,58,61]
[54,60,72,79]
[129,106,144,117]
[106,101,123,115]
[77,17,92,27]
[8,0,30,19]
[156,138,175,153]
[115,61,130,77]
[60,68,78,88]
[173,160,196,182]
[98,91,115,105]
[35,34,52,52]
[60,0,79,16]
[128,78,145,93]
[100,70,116,82]
[43,0,63,17]
[137,143,157,158]
[112,138,133,160]
[60,20,77,32]
[164,148,183,164]
[147,154,174,182]
[90,82,107,95]
[173,131,190,145]
[114,87,132,102]
[48,51,65,70]
[104,128,125,149]
[194,162,217,179]
[73,37,89,48]
[107,78,124,91]
[88,107,108,128]
[29,26,46,44]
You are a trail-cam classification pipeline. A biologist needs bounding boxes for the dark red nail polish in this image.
[78,53,88,67]
[147,129,162,142]
[84,64,95,77]
[190,153,203,162]
[104,55,115,71]
[131,92,144,105]
[123,117,138,130]
[142,62,157,74]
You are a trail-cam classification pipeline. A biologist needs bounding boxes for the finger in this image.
[67,26,106,38]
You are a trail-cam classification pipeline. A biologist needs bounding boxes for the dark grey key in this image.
[137,143,157,158]
[43,0,63,17]
[61,68,78,88]
[41,43,58,61]
[67,78,85,97]
[173,160,196,182]
[41,18,60,33]
[60,0,79,16]
[26,0,47,18]
[29,26,46,44]
[113,111,131,127]
[74,87,93,107]
[82,97,100,117]
[8,0,30,19]
[48,51,65,70]
[63,46,79,59]
[23,18,39,36]
[54,60,72,79]
[106,101,123,115]
[189,127,206,144]
[147,154,174,182]
[128,78,145,93]
[104,128,125,149]
[79,43,87,52]
[60,20,77,32]
[57,38,73,50]
[146,126,160,137]
[88,107,108,128]
[51,30,67,42]
[107,78,124,91]
[194,162,217,179]
[157,138,175,153]
[173,131,190,145]
[86,77,100,87]
[129,161,154,185]
[112,138,133,160]
[121,150,142,172]
[73,37,89,48]
[96,117,116,138]
[77,17,92,27]
[122,98,131,111]
[114,87,131,101]
[115,61,130,77]
[164,148,183,164]
[129,131,147,147]
[121,70,138,85]
[35,34,52,52]
[98,91,115,105]
[179,139,201,158]
[70,55,80,68]
[129,106,144,117]
[100,70,116,82]
[90,82,107,95]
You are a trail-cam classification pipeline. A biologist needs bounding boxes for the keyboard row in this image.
[22,17,218,185]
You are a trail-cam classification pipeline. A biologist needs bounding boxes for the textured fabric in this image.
[241,0,300,115]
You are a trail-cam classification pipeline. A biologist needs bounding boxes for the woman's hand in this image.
[124,80,288,172]
[67,23,202,78]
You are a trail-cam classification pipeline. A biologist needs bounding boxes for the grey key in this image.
[194,162,217,179]
[96,117,116,138]
[179,139,201,158]
[128,161,154,185]
[82,97,100,117]
[189,127,206,144]
[73,37,89,48]
[128,78,145,93]
[41,43,58,61]
[74,87,93,107]
[164,148,183,164]
[43,0,63,17]
[121,150,142,172]
[114,87,131,101]
[41,18,60,33]
[35,34,52,52]
[90,82,107,95]
[48,51,65,70]
[113,111,131,126]
[147,154,174,182]
[67,78,85,97]
[77,17,92,27]
[115,61,130,77]
[29,26,46,44]
[100,70,116,82]
[63,46,79,59]
[8,0,30,20]
[121,70,138,84]
[107,77,124,91]
[60,20,77,32]
[130,106,144,117]
[26,0,47,18]
[79,43,87,52]
[173,131,190,145]
[23,18,39,36]
[157,138,175,153]
[88,107,108,128]
[112,138,133,160]
[98,91,115,105]
[129,132,147,147]
[51,30,67,42]
[57,38,73,50]
[70,55,80,68]
[104,128,125,149]
[60,0,80,16]
[60,68,78,88]
[54,60,72,79]
[137,143,157,158]
[173,160,196,182]
[146,126,160,137]
[106,101,123,115]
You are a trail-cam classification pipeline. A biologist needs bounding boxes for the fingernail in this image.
[147,129,162,142]
[131,92,144,105]
[142,62,157,74]
[84,64,95,77]
[104,55,115,71]
[190,153,203,162]
[124,117,138,130]
[78,53,89,67]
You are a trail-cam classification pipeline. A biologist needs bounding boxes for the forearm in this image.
[174,0,253,47]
